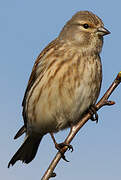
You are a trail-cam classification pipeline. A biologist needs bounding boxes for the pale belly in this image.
[26,74,101,135]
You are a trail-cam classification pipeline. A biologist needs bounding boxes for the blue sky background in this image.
[1,0,121,179]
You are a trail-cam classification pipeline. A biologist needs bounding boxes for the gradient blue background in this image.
[1,0,121,179]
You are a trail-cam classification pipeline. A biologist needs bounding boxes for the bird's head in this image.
[59,11,110,53]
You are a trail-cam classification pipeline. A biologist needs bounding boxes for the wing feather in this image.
[22,38,58,127]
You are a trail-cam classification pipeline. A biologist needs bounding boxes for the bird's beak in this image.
[97,27,110,36]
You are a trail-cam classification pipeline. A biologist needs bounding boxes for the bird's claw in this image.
[57,143,73,152]
[61,153,69,162]
[89,105,98,123]
[55,142,73,162]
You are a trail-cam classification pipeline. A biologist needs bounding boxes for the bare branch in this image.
[41,72,121,180]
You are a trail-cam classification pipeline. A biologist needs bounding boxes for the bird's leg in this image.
[50,133,73,162]
[89,105,98,123]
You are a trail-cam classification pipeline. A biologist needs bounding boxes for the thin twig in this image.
[41,72,121,180]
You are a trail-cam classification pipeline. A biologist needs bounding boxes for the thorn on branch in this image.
[107,100,115,105]
[103,100,115,106]
[50,172,56,178]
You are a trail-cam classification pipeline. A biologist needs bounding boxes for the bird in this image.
[8,10,110,168]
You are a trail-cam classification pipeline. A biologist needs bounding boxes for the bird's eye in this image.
[83,24,89,29]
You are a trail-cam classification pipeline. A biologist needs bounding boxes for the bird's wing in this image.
[17,39,58,134]
[22,38,58,108]
[14,39,58,139]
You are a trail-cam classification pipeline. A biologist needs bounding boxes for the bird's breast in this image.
[26,52,102,133]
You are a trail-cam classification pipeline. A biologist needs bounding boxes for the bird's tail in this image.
[8,134,43,168]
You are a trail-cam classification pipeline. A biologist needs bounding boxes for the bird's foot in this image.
[89,105,98,123]
[50,133,73,162]
[55,142,73,162]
